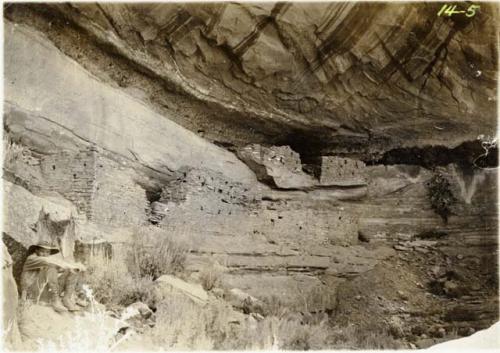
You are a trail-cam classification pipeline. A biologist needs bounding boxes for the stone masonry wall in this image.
[40,148,97,219]
[320,156,367,186]
[157,168,360,249]
[40,148,148,227]
[91,155,149,227]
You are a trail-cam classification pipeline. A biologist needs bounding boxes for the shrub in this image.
[81,228,190,311]
[219,313,334,350]
[116,276,160,310]
[127,233,188,280]
[81,250,159,310]
[89,282,402,351]
[199,266,221,291]
[82,255,133,309]
[427,172,456,223]
[278,316,333,350]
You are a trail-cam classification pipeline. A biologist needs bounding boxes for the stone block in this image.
[237,144,315,189]
[155,275,209,306]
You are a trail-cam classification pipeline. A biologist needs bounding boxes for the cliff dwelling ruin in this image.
[2,2,499,350]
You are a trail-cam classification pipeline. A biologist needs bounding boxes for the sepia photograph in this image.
[1,1,499,351]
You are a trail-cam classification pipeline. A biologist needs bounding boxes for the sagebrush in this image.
[427,172,456,223]
[127,232,188,280]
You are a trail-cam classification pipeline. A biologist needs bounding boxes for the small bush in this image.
[427,172,456,223]
[277,316,332,350]
[82,255,133,309]
[199,266,221,291]
[220,314,333,350]
[116,276,160,310]
[127,234,188,280]
[82,250,159,310]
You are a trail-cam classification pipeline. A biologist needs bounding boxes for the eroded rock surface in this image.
[2,244,22,350]
[19,304,126,350]
[4,3,498,155]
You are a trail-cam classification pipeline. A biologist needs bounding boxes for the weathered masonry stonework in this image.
[40,148,97,219]
[40,148,148,226]
[320,156,367,186]
[92,156,149,227]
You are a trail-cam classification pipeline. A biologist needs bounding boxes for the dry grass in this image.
[261,295,290,318]
[149,296,219,350]
[329,324,403,349]
[82,227,190,310]
[143,293,336,350]
[80,230,401,350]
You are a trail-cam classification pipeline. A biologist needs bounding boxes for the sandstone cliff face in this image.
[4,2,498,155]
[2,2,498,349]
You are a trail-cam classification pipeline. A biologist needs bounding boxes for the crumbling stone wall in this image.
[320,156,367,186]
[92,156,148,227]
[160,168,255,205]
[156,168,360,249]
[40,148,97,219]
[40,148,148,226]
[151,168,258,225]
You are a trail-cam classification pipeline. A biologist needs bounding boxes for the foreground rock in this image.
[3,180,76,248]
[155,275,209,306]
[19,304,127,351]
[2,243,22,350]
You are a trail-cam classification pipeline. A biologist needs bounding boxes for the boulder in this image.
[237,144,315,189]
[123,302,153,321]
[225,288,263,314]
[2,243,22,349]
[155,275,209,306]
[2,233,28,290]
[3,180,76,248]
[120,302,155,334]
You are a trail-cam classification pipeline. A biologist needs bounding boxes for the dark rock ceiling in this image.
[4,2,498,158]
